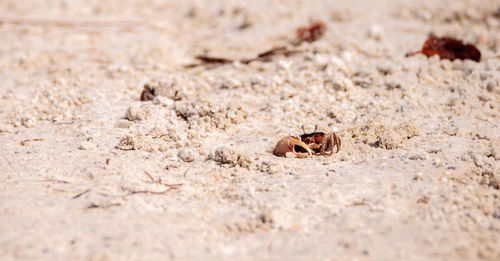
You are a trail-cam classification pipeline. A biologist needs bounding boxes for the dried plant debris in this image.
[186,46,303,68]
[194,55,233,65]
[185,21,321,68]
[296,21,327,43]
[20,138,44,146]
[406,35,481,62]
[241,46,303,63]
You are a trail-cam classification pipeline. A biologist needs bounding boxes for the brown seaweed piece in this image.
[406,35,481,62]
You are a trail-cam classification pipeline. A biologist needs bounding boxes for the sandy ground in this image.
[0,0,499,260]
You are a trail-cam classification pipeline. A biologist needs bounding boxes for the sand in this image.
[0,0,499,260]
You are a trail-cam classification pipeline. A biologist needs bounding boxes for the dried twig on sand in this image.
[125,171,182,195]
[20,138,44,146]
[185,21,328,68]
[129,187,179,195]
[241,46,304,63]
[194,55,233,65]
[185,46,304,68]
[72,189,91,199]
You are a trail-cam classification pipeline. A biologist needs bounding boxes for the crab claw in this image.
[274,136,313,158]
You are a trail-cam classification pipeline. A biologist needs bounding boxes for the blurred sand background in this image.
[0,0,499,260]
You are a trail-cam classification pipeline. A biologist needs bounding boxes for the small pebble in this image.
[178,148,196,162]
[114,119,132,128]
[126,104,148,121]
[21,116,36,128]
[367,24,383,40]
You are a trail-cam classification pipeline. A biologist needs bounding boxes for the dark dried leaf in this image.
[407,36,481,62]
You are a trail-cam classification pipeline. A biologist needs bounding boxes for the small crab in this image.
[299,125,341,156]
[274,126,341,158]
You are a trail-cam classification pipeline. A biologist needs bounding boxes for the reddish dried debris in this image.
[20,138,44,146]
[407,36,481,62]
[417,195,430,204]
[296,21,327,43]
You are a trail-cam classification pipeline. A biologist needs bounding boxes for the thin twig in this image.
[183,165,193,178]
[87,202,122,209]
[405,50,422,57]
[35,178,72,184]
[186,46,304,68]
[129,187,179,195]
[241,46,303,64]
[72,189,91,199]
[143,171,156,183]
[143,170,182,186]
[20,138,44,146]
[195,55,233,64]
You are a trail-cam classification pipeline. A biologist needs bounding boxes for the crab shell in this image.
[274,136,313,158]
